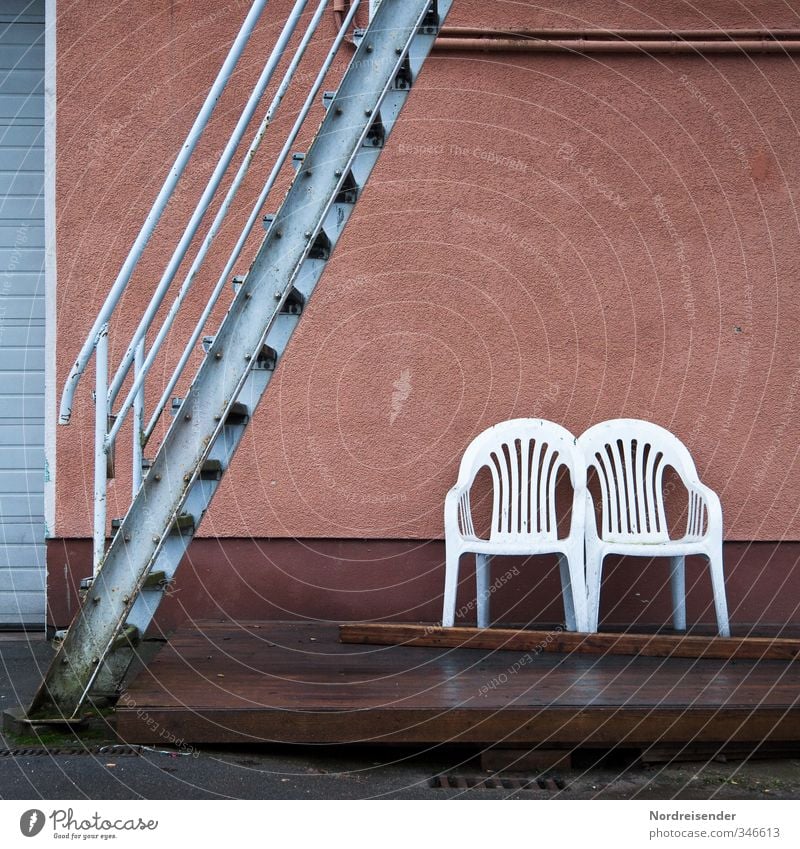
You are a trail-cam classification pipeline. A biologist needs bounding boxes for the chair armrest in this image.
[445,483,474,539]
[685,480,722,539]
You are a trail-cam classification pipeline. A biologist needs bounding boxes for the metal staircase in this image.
[27,0,452,721]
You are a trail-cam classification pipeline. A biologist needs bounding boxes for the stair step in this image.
[141,570,168,590]
[279,287,305,315]
[199,459,223,480]
[291,152,306,171]
[224,401,249,426]
[308,231,331,261]
[393,55,412,90]
[364,113,385,148]
[109,625,140,652]
[421,2,440,32]
[322,90,336,110]
[169,513,195,535]
[262,214,275,232]
[232,275,245,294]
[335,171,359,204]
[255,344,277,371]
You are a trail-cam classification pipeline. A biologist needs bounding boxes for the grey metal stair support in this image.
[28,0,452,720]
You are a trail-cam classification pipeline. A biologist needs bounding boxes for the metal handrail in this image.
[106,0,312,412]
[57,0,270,426]
[145,0,361,441]
[58,0,363,572]
[109,0,334,448]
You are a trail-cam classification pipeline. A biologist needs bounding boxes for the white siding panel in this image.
[0,23,44,43]
[0,591,44,623]
[0,44,44,70]
[0,0,45,626]
[0,569,45,592]
[0,492,43,518]
[0,324,45,345]
[0,543,44,570]
[0,226,46,249]
[0,346,45,369]
[0,196,43,218]
[0,520,43,544]
[0,469,45,491]
[0,172,45,195]
[0,444,44,468]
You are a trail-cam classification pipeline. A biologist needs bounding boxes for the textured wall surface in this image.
[55,0,800,547]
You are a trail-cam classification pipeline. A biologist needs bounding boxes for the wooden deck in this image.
[116,621,800,746]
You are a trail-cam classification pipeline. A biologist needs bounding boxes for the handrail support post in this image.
[132,339,145,497]
[93,325,109,576]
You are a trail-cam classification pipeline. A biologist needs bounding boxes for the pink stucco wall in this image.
[55,0,800,544]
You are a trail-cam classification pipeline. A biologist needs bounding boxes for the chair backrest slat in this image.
[643,442,658,534]
[543,444,558,535]
[488,452,502,536]
[527,437,542,533]
[633,437,647,534]
[519,436,531,533]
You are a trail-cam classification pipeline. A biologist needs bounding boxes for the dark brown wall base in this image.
[46,538,800,633]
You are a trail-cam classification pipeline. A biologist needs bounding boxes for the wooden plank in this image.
[339,623,800,661]
[115,705,800,747]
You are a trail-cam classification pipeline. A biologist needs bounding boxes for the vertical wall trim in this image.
[43,0,57,541]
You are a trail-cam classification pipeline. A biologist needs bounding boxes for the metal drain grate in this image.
[0,745,142,757]
[429,774,565,791]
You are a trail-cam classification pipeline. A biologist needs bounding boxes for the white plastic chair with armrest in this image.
[578,418,729,636]
[442,418,589,631]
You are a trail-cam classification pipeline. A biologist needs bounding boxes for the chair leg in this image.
[557,553,577,632]
[669,555,686,631]
[442,547,462,627]
[476,554,491,629]
[585,545,603,632]
[707,543,730,637]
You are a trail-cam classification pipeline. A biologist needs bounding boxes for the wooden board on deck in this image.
[339,622,800,661]
[116,621,800,746]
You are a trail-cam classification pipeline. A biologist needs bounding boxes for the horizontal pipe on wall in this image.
[437,27,800,41]
[432,37,800,54]
[331,3,800,55]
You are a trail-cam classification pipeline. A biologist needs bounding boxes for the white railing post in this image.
[93,325,109,575]
[132,338,145,497]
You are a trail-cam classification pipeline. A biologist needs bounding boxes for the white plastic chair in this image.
[578,419,730,636]
[442,418,589,631]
